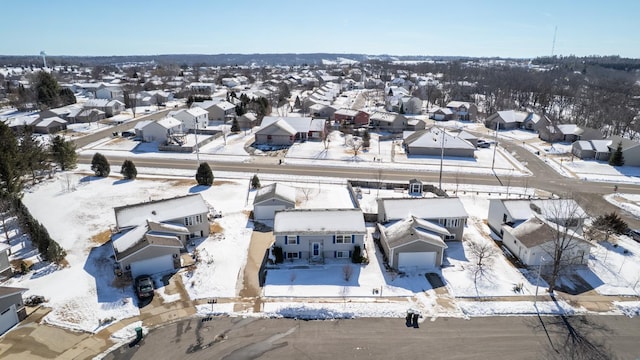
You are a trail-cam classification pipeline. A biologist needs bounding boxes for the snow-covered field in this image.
[2,166,640,334]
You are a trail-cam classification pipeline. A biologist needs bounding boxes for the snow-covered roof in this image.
[36,116,67,127]
[556,124,579,135]
[334,108,360,117]
[495,110,529,124]
[274,209,365,234]
[501,199,588,221]
[134,120,152,130]
[370,112,401,123]
[186,107,208,117]
[403,128,475,150]
[381,216,449,249]
[433,108,454,115]
[261,116,313,134]
[147,220,189,234]
[446,101,473,109]
[256,118,297,136]
[507,216,588,249]
[380,198,468,222]
[114,194,208,229]
[254,183,296,205]
[309,118,326,132]
[154,116,182,130]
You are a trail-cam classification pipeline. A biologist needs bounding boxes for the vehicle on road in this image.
[134,275,154,299]
[477,140,491,148]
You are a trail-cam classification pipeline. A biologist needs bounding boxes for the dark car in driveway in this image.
[135,275,154,300]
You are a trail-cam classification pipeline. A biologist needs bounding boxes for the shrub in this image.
[351,245,362,263]
[91,152,110,177]
[273,246,284,264]
[195,162,213,186]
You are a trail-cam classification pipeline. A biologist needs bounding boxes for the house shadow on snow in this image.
[83,243,134,303]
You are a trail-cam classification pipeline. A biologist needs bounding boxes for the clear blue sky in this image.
[2,0,638,58]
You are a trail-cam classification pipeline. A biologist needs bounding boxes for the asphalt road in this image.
[105,315,640,360]
[73,106,184,148]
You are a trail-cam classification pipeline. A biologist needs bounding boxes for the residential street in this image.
[105,315,640,360]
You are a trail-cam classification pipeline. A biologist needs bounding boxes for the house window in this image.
[287,252,299,259]
[503,214,508,223]
[336,251,350,258]
[335,234,351,244]
[285,235,298,245]
[185,217,193,226]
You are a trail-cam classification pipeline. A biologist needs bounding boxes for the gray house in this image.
[253,183,296,221]
[273,209,366,262]
[377,197,468,241]
[0,243,11,278]
[112,194,211,278]
[0,286,27,336]
[369,112,408,133]
[403,128,476,158]
[377,215,448,270]
[572,140,611,161]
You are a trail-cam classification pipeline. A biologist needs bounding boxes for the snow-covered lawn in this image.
[3,173,253,333]
[605,193,640,219]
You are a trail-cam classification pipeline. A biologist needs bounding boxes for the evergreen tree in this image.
[251,174,261,189]
[58,87,76,106]
[609,142,625,166]
[231,117,241,133]
[91,152,110,177]
[399,102,405,114]
[0,122,26,195]
[362,130,371,148]
[195,162,213,186]
[50,135,77,171]
[120,159,137,180]
[34,71,61,109]
[593,212,629,242]
[18,127,49,184]
[294,96,301,109]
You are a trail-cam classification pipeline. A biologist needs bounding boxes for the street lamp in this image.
[438,127,445,190]
[195,120,200,164]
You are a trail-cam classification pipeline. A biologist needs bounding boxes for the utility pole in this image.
[438,127,445,190]
[491,121,498,171]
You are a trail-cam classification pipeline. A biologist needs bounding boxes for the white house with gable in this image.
[273,209,366,263]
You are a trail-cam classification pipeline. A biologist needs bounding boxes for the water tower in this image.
[40,51,47,68]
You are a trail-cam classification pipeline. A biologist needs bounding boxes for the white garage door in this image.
[130,254,175,278]
[398,252,436,270]
[0,304,19,335]
[254,205,286,220]
[434,114,445,121]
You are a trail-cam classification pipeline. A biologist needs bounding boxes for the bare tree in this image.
[467,240,498,295]
[343,265,353,281]
[539,198,587,294]
[300,187,313,202]
[347,136,363,157]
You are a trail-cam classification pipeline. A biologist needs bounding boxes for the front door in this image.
[312,242,320,257]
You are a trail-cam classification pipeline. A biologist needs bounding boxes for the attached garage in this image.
[398,252,437,270]
[0,304,19,335]
[377,216,449,271]
[254,205,288,221]
[253,183,296,221]
[130,254,176,278]
[0,286,27,336]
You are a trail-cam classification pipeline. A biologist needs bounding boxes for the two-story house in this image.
[111,194,210,278]
[273,209,366,263]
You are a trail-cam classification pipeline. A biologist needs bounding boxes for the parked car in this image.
[626,229,640,242]
[477,140,490,148]
[134,275,154,299]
